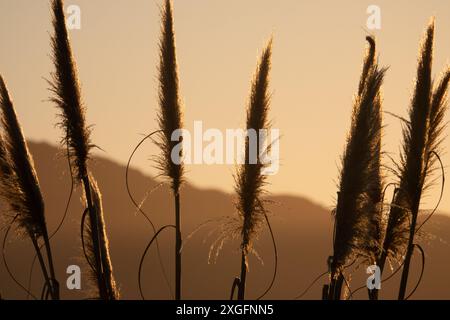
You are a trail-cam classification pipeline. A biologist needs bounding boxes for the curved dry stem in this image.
[415,151,445,234]
[40,282,48,300]
[350,255,405,298]
[2,215,38,299]
[384,110,410,125]
[380,182,398,206]
[230,277,240,300]
[138,224,176,300]
[405,244,425,300]
[27,141,74,299]
[294,271,328,300]
[256,211,278,300]
[126,130,173,297]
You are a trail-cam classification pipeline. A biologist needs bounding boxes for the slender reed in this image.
[362,40,385,301]
[361,19,450,302]
[385,19,449,300]
[379,23,434,286]
[155,0,184,300]
[359,38,384,267]
[235,39,273,300]
[327,37,386,300]
[82,176,119,299]
[396,20,434,300]
[0,76,59,300]
[48,0,118,300]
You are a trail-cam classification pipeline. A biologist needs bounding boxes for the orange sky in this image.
[0,0,449,213]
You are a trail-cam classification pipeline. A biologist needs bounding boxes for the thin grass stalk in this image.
[237,250,248,300]
[361,39,384,300]
[49,0,117,300]
[366,82,384,301]
[398,23,434,300]
[175,193,181,300]
[328,37,386,300]
[235,39,272,300]
[156,0,185,300]
[390,20,433,300]
[0,76,59,299]
[29,235,52,298]
[397,19,449,300]
[81,175,106,298]
[87,176,119,299]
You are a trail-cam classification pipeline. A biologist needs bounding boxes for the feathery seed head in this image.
[49,0,92,182]
[332,37,386,269]
[0,75,46,237]
[156,0,184,194]
[236,39,273,252]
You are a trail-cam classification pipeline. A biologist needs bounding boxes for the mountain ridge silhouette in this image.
[1,141,449,300]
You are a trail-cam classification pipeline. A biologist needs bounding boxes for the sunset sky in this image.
[1,0,449,213]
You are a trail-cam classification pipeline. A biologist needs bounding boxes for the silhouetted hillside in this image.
[0,141,449,300]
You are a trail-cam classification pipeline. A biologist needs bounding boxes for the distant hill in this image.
[1,141,449,300]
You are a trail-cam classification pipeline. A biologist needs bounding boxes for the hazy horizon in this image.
[1,0,449,213]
